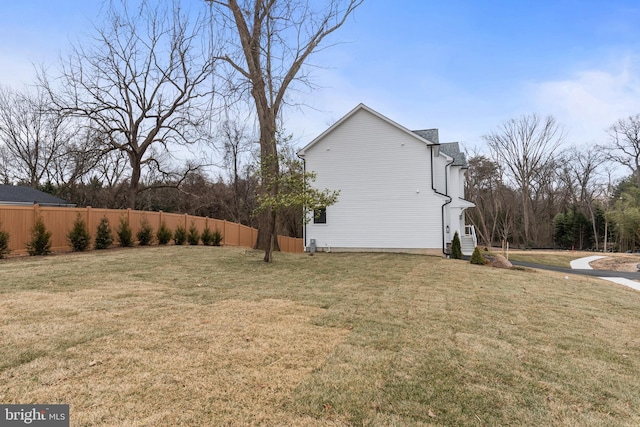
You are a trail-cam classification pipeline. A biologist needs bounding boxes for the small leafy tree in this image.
[174,224,187,245]
[117,217,134,247]
[201,227,213,246]
[137,217,154,246]
[470,247,487,265]
[94,217,114,249]
[451,231,463,259]
[0,223,10,259]
[67,213,91,251]
[157,222,172,245]
[27,216,52,256]
[187,222,200,245]
[255,151,340,262]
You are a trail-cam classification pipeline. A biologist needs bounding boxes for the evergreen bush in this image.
[67,213,91,251]
[201,227,213,246]
[470,247,487,265]
[117,217,134,247]
[27,216,52,256]
[137,217,154,246]
[157,221,172,245]
[187,222,200,245]
[451,231,462,259]
[94,217,113,249]
[0,224,10,259]
[211,228,223,246]
[174,224,187,245]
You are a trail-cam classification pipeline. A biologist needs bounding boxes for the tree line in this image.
[466,113,640,252]
[0,0,354,261]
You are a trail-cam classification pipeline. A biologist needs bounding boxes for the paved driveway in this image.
[510,257,640,291]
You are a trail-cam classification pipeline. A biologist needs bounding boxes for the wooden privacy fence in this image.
[0,205,304,255]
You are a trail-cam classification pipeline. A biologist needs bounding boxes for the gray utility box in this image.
[309,239,317,253]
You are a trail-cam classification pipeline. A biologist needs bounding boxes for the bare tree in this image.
[205,0,363,262]
[465,154,502,246]
[605,114,640,186]
[43,0,215,208]
[0,86,70,187]
[566,146,606,249]
[218,119,253,222]
[483,114,564,244]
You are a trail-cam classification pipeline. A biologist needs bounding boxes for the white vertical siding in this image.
[304,108,447,250]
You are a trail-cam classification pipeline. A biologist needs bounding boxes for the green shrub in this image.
[157,222,172,245]
[117,217,134,247]
[0,224,10,259]
[211,228,223,246]
[201,227,213,246]
[137,217,154,246]
[67,213,91,251]
[451,231,462,259]
[187,222,200,245]
[470,246,487,265]
[174,224,187,245]
[27,216,52,256]
[94,217,113,250]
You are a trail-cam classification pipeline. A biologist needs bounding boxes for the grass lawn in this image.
[1,247,639,426]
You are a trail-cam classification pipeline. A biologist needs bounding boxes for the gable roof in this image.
[0,185,75,207]
[297,103,438,157]
[412,129,439,144]
[439,142,469,167]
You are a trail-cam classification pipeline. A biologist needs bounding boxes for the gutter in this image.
[296,152,308,249]
[430,145,454,256]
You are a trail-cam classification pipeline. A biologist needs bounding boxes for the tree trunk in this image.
[127,154,141,209]
[252,104,281,260]
[521,187,531,245]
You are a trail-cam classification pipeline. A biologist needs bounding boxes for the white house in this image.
[297,104,476,256]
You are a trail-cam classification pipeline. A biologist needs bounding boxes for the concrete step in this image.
[460,237,475,256]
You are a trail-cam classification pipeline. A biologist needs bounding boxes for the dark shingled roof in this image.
[439,142,468,167]
[0,185,75,206]
[412,129,439,144]
[412,129,468,167]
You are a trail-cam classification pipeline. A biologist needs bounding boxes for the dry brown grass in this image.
[1,247,640,426]
[590,253,640,272]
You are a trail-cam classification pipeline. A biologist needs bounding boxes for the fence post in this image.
[86,205,91,224]
[222,220,227,245]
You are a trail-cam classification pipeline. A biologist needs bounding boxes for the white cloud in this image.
[531,56,640,145]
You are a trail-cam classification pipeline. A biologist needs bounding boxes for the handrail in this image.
[464,224,478,247]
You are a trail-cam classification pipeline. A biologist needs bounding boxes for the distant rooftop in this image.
[0,185,75,207]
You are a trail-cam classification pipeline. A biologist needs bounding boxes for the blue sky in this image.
[2,1,640,154]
